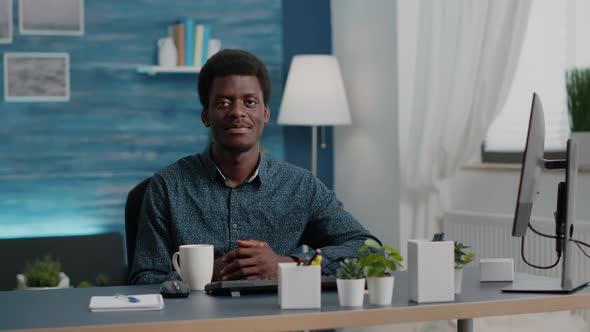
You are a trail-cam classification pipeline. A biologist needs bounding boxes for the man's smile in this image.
[225,123,252,134]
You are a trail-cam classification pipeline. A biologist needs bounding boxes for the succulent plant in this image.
[455,242,475,268]
[23,255,61,287]
[337,258,364,280]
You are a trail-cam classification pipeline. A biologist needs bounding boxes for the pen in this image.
[115,294,140,303]
[307,249,322,266]
[309,254,322,266]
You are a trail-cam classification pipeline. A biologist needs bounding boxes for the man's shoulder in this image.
[154,153,204,182]
[263,157,314,180]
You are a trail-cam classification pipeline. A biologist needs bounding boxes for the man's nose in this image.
[228,103,247,117]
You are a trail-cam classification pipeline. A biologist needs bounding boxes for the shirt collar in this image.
[200,144,266,186]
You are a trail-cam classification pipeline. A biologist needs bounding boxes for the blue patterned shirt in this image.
[129,149,377,284]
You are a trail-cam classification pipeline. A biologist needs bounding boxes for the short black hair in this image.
[198,49,272,108]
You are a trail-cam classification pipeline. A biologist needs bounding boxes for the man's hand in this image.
[236,239,269,249]
[219,239,295,280]
[212,240,268,281]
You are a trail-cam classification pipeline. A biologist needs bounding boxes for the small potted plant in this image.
[336,258,366,307]
[358,239,403,305]
[16,255,70,290]
[454,242,475,294]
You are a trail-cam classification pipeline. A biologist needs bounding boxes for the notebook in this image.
[204,275,337,295]
[89,294,164,312]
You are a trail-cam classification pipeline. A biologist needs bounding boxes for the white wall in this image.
[568,0,590,68]
[331,0,400,249]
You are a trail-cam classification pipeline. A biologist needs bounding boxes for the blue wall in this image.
[282,0,334,188]
[0,0,285,238]
[0,0,333,239]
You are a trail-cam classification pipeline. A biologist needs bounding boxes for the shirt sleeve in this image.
[128,174,180,285]
[296,175,381,275]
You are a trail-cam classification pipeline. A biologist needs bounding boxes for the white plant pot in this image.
[366,275,394,305]
[16,272,70,290]
[454,268,463,294]
[336,278,366,307]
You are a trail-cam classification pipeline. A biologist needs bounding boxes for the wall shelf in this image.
[136,66,201,75]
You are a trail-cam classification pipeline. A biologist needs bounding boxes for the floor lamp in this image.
[278,55,351,176]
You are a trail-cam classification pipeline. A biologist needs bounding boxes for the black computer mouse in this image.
[159,280,190,298]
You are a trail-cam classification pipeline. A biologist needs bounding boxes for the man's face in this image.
[202,75,270,153]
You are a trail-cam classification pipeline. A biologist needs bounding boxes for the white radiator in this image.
[444,210,590,326]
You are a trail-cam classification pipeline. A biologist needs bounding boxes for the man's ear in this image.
[264,106,270,123]
[201,109,210,127]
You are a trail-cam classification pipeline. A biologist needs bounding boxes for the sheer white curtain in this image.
[398,0,532,256]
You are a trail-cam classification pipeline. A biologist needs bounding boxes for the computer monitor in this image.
[512,93,545,237]
[503,93,588,293]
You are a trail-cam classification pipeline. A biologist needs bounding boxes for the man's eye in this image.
[215,101,230,108]
[245,99,257,106]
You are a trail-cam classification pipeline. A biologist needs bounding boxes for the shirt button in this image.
[232,223,237,229]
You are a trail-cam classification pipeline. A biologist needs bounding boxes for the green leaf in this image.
[359,245,369,253]
[463,252,475,265]
[364,264,386,278]
[383,244,396,253]
[358,255,370,267]
[388,251,403,261]
[384,260,397,271]
[364,239,382,251]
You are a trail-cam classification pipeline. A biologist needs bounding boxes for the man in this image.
[129,49,378,285]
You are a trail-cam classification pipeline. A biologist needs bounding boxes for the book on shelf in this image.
[194,24,212,67]
[157,19,217,69]
[194,24,204,68]
[182,18,195,66]
[201,24,211,66]
[173,22,185,66]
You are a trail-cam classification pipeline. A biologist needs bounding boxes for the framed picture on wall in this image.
[4,53,70,102]
[0,0,12,43]
[19,0,84,36]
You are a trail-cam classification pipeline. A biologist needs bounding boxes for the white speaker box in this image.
[480,258,514,282]
[408,240,454,303]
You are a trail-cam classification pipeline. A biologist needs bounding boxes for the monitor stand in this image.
[502,278,588,294]
[502,139,589,294]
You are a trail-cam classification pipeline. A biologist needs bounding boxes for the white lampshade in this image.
[278,55,351,126]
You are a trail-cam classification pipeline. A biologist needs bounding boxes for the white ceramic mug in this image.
[172,244,214,290]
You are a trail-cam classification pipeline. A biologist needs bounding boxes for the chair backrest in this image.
[124,177,152,268]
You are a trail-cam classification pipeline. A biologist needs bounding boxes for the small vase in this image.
[157,37,177,67]
[454,268,463,294]
[366,275,394,305]
[337,278,366,307]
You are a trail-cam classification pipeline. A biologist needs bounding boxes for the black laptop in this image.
[205,276,337,295]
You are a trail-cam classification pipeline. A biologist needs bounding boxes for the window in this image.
[482,0,585,161]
